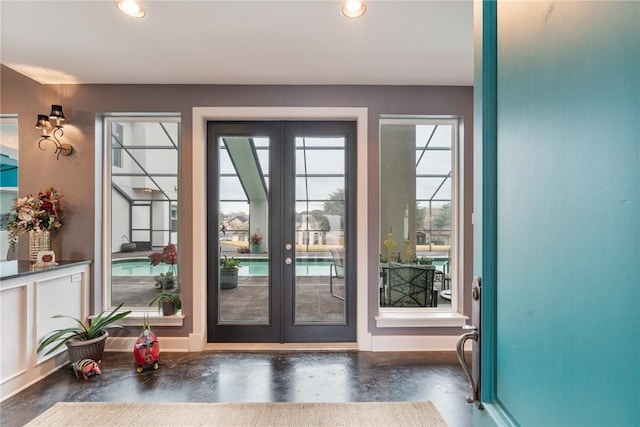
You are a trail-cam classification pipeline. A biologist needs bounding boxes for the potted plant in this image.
[149,292,181,316]
[416,256,433,266]
[153,271,176,290]
[37,303,131,364]
[220,255,241,289]
[249,230,263,253]
[149,243,178,289]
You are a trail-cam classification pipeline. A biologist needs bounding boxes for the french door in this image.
[206,121,356,343]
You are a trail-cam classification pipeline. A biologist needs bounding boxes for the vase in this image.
[161,300,175,316]
[220,268,239,289]
[66,331,108,365]
[29,230,51,262]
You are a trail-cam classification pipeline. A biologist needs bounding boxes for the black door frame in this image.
[206,121,357,343]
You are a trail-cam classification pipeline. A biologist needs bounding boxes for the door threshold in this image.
[204,342,358,351]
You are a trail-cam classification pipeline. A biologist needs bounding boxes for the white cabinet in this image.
[0,261,90,402]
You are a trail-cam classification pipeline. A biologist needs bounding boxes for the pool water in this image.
[112,260,175,276]
[239,260,332,276]
[112,258,331,277]
[112,258,447,277]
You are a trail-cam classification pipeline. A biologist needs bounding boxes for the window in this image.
[0,115,19,260]
[170,204,178,232]
[104,116,180,309]
[378,117,464,325]
[111,123,123,168]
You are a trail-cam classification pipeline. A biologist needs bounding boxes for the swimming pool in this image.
[238,259,331,276]
[112,259,175,276]
[112,258,447,277]
[112,258,332,277]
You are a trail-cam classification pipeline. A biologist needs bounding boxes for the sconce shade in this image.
[36,105,73,159]
[49,105,66,122]
[35,115,53,131]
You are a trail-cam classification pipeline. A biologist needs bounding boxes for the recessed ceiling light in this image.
[116,1,146,19]
[342,0,366,18]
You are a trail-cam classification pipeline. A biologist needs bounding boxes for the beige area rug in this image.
[25,401,447,427]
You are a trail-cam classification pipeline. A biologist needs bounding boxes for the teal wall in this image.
[493,1,639,425]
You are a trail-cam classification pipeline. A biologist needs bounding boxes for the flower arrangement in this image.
[383,229,397,261]
[249,230,263,245]
[6,186,65,252]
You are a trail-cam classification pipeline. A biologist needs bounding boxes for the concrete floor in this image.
[0,351,473,426]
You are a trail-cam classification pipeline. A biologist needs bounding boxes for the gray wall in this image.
[1,64,473,338]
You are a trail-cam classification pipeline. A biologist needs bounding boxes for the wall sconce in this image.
[35,105,74,160]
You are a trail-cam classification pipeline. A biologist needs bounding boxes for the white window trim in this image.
[101,115,182,324]
[191,107,369,351]
[375,117,468,328]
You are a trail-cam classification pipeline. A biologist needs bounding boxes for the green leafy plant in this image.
[416,257,433,265]
[154,270,175,289]
[220,255,241,270]
[37,303,131,356]
[149,292,182,315]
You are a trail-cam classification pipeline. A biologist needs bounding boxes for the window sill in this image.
[91,311,185,328]
[375,309,468,328]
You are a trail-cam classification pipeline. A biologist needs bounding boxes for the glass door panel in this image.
[293,136,346,324]
[217,136,270,324]
[282,121,356,343]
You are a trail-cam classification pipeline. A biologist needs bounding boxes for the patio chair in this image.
[387,263,437,307]
[329,248,345,300]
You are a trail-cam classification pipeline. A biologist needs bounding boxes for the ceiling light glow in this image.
[117,1,146,18]
[342,0,366,18]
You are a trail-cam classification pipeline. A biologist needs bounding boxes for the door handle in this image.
[457,278,482,409]
[456,328,480,407]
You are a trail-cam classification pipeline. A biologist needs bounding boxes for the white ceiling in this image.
[0,0,473,86]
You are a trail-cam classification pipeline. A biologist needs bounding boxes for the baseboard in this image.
[202,342,359,351]
[370,334,469,352]
[188,333,205,351]
[476,402,518,427]
[106,334,468,352]
[106,336,190,352]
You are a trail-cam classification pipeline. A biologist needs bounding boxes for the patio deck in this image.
[110,249,450,317]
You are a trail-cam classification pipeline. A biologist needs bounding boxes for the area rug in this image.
[25,401,447,427]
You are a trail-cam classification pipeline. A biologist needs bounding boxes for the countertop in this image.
[0,260,92,281]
